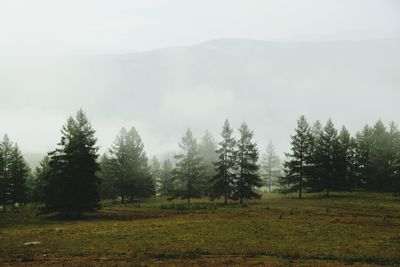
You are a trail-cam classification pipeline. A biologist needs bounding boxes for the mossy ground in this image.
[0,192,399,266]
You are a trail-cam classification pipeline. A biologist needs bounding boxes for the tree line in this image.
[282,115,400,198]
[1,110,399,215]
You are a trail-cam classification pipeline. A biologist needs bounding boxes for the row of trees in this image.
[282,116,400,198]
[135,121,264,205]
[3,110,399,215]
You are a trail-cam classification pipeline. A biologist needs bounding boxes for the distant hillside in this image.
[1,38,399,155]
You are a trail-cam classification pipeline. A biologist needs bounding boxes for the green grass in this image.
[1,192,399,266]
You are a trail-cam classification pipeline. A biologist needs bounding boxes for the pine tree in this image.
[233,123,262,204]
[173,129,204,203]
[44,110,100,217]
[390,123,400,195]
[211,120,236,204]
[369,120,392,191]
[307,121,323,192]
[150,156,162,196]
[159,159,174,197]
[317,119,341,196]
[198,130,218,196]
[337,126,352,190]
[353,125,373,190]
[0,135,14,212]
[9,144,29,208]
[282,116,312,198]
[103,127,154,203]
[260,141,282,193]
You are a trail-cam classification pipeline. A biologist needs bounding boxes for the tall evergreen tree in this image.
[353,125,373,190]
[369,120,392,191]
[173,129,203,203]
[337,126,352,190]
[211,120,236,204]
[317,119,341,196]
[44,110,100,217]
[306,121,323,191]
[0,135,28,211]
[159,159,174,197]
[281,115,312,198]
[101,127,155,203]
[233,123,261,204]
[0,135,13,212]
[150,156,162,196]
[390,123,400,195]
[260,141,282,192]
[9,144,29,208]
[198,130,218,196]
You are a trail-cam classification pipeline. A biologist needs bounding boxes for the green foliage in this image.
[233,122,262,203]
[159,159,174,197]
[173,129,204,203]
[27,156,50,203]
[281,115,313,198]
[99,127,155,202]
[198,130,218,195]
[44,109,100,216]
[1,192,399,265]
[0,135,30,212]
[284,117,400,195]
[260,141,282,192]
[210,119,236,204]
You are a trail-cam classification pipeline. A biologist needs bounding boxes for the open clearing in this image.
[1,193,399,266]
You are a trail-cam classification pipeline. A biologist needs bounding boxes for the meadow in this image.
[0,192,399,266]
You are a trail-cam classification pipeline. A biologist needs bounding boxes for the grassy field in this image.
[0,192,399,266]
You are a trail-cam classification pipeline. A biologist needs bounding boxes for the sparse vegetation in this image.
[1,192,399,266]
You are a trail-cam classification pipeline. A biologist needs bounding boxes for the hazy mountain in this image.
[1,38,399,156]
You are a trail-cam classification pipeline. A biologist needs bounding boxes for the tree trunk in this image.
[268,178,271,193]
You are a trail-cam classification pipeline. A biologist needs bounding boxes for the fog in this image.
[0,0,399,162]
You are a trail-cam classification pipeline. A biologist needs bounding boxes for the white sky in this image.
[0,0,399,55]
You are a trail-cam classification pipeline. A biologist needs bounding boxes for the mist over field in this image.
[1,38,400,162]
[2,1,400,266]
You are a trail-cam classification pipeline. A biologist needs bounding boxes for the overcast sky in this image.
[0,0,399,161]
[1,0,399,55]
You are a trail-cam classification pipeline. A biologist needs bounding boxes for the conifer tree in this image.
[9,144,29,208]
[0,135,14,211]
[337,126,352,190]
[159,159,174,197]
[44,110,100,217]
[233,123,261,204]
[150,156,162,196]
[353,125,373,190]
[173,129,203,203]
[198,130,218,195]
[102,127,154,203]
[260,141,282,192]
[390,123,400,195]
[369,120,392,191]
[211,120,236,204]
[317,119,341,196]
[282,116,312,198]
[307,121,323,192]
